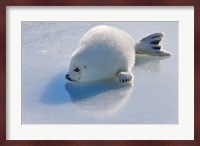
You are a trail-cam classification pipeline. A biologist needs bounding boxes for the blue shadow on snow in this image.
[40,71,132,104]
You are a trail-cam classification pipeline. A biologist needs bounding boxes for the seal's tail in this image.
[135,32,172,56]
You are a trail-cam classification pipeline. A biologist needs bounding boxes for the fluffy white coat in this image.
[66,25,171,83]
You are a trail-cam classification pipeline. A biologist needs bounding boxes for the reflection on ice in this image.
[41,72,133,116]
[135,54,170,72]
[65,79,132,100]
[65,80,133,116]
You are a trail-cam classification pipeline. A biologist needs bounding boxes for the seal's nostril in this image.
[65,74,69,79]
[65,75,73,81]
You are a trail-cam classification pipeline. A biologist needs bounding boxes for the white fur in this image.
[66,25,171,83]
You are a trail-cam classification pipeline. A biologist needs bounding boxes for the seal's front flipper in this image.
[117,72,133,83]
[135,32,172,56]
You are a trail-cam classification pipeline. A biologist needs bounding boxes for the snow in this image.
[22,21,178,124]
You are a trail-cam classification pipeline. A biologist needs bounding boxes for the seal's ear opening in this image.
[84,65,87,69]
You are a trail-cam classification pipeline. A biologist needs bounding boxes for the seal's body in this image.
[66,25,171,83]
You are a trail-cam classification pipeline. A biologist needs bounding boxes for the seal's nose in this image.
[65,74,69,80]
[65,74,73,81]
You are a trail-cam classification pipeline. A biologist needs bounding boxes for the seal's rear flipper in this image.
[135,32,172,56]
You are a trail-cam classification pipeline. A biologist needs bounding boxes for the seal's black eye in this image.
[74,68,80,72]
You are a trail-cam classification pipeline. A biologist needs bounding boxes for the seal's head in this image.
[65,52,88,82]
[65,66,81,82]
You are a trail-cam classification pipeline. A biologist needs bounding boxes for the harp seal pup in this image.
[65,25,171,83]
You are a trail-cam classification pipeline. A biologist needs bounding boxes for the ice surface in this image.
[22,22,178,124]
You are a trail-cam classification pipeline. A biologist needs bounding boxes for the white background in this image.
[6,6,194,140]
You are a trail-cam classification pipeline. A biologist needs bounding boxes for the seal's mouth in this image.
[65,74,77,82]
[65,74,73,81]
